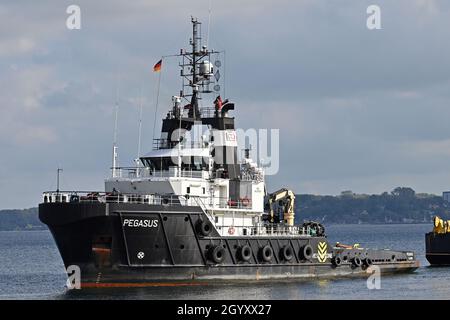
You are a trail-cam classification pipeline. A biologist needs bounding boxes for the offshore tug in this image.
[426,216,450,265]
[39,18,418,286]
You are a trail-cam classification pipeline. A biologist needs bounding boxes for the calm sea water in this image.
[0,224,448,300]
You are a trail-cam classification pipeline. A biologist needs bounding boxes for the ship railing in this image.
[112,167,208,179]
[256,224,313,236]
[41,191,255,212]
[218,223,311,236]
[199,107,216,118]
[192,196,217,225]
[162,107,225,121]
[202,196,253,210]
[152,138,208,150]
[257,224,306,236]
[41,191,192,206]
[151,168,207,179]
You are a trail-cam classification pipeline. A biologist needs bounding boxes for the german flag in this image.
[153,59,162,72]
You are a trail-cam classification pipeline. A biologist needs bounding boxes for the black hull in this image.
[69,263,418,288]
[39,202,418,286]
[426,232,450,265]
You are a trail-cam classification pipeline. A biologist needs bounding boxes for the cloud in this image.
[0,65,61,146]
[2,0,450,208]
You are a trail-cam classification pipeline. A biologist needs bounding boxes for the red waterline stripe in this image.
[81,282,206,288]
[92,248,111,253]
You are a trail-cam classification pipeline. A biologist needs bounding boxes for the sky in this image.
[1,0,450,209]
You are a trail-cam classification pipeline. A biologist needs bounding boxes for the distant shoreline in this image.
[1,188,441,230]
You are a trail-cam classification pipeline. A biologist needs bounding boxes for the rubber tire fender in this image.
[352,256,362,267]
[196,219,213,237]
[260,245,273,262]
[300,244,314,261]
[239,245,252,262]
[332,254,342,267]
[281,245,294,261]
[209,245,226,264]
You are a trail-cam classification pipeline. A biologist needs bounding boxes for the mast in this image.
[112,83,119,178]
[179,17,217,119]
[156,18,221,151]
[190,17,200,119]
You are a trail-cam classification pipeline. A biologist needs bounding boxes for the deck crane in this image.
[267,188,296,226]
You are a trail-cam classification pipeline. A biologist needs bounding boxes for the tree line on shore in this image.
[296,187,449,224]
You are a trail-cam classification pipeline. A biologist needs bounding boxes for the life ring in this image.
[209,245,226,264]
[281,245,293,261]
[162,197,170,206]
[239,245,252,262]
[241,197,250,207]
[260,245,273,262]
[70,194,79,203]
[196,219,213,237]
[227,200,237,207]
[228,226,235,235]
[300,244,313,261]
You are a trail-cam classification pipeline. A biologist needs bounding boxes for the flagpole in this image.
[152,62,162,144]
[136,86,143,176]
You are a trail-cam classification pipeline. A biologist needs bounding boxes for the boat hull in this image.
[425,232,450,265]
[39,202,419,286]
